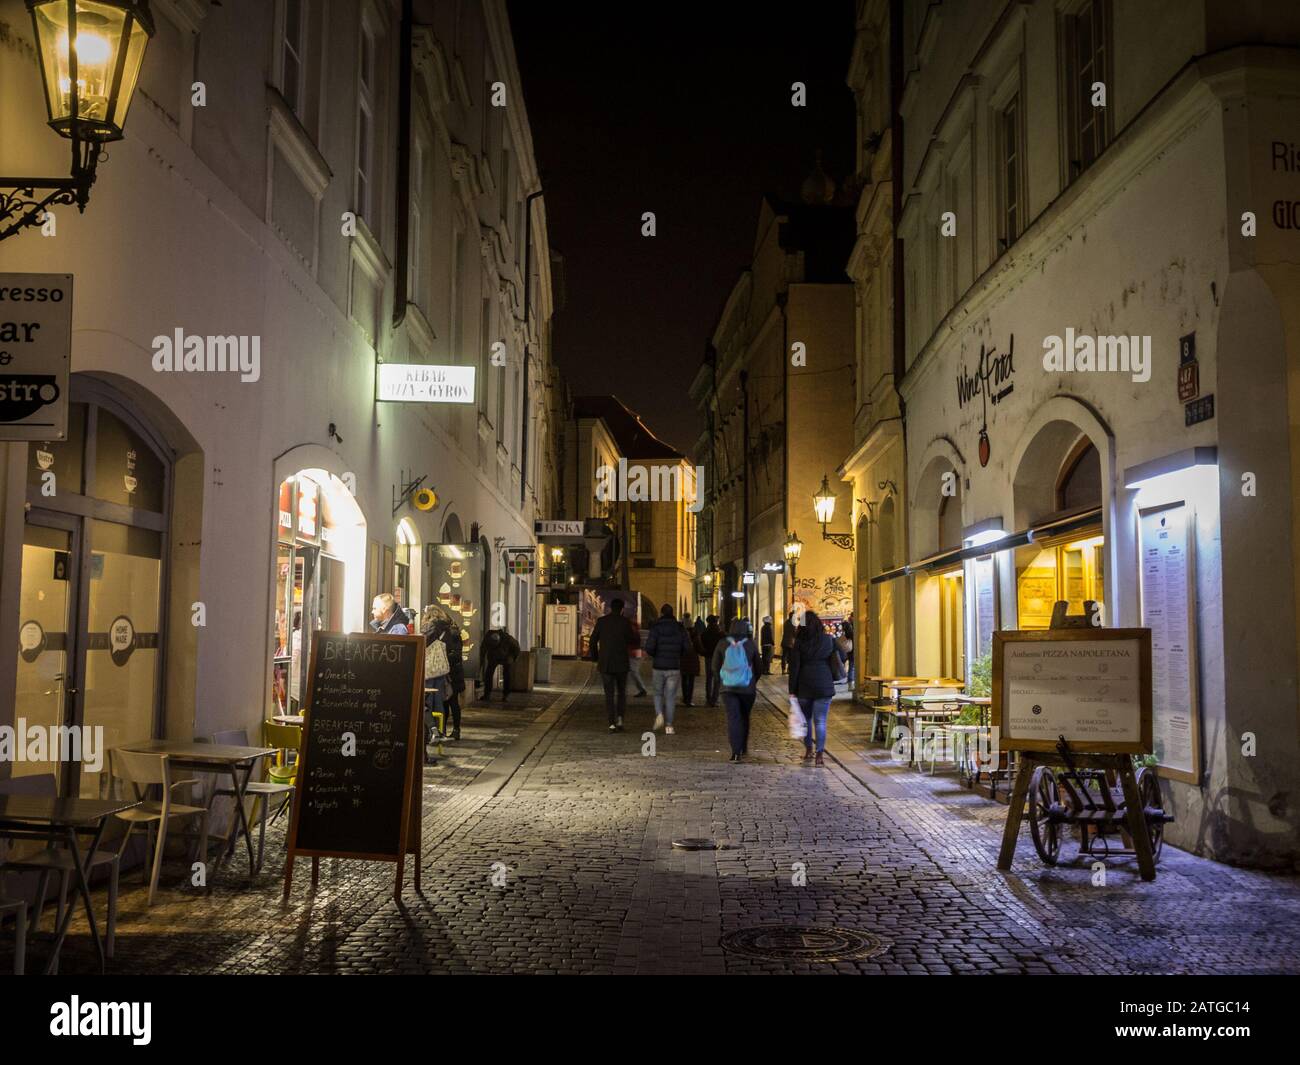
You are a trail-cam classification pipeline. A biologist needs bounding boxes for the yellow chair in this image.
[264,721,302,784]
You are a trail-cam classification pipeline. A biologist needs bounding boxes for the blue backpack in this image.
[719,638,752,687]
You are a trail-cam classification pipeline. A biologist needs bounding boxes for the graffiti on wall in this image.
[793,574,852,616]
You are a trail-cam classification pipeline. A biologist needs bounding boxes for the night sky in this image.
[507,2,856,455]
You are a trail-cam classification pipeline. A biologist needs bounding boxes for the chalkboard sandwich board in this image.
[992,627,1153,755]
[284,631,425,901]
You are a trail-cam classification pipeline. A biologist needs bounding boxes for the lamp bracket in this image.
[0,140,100,241]
[391,469,428,515]
[822,531,856,551]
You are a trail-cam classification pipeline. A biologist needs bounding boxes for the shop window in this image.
[1062,0,1112,182]
[93,407,165,513]
[939,569,964,679]
[27,402,86,496]
[1015,533,1104,628]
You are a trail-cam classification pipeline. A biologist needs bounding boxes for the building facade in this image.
[694,192,857,644]
[893,0,1300,867]
[0,0,557,797]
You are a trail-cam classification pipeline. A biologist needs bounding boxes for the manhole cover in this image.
[720,925,889,962]
[672,837,726,850]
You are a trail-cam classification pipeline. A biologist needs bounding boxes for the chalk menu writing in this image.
[1140,504,1196,776]
[1001,639,1143,745]
[292,634,420,858]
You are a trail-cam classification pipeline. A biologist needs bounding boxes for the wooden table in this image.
[0,795,140,974]
[272,714,304,726]
[117,740,277,880]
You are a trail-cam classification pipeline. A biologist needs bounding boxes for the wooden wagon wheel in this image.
[1028,765,1062,865]
[1136,766,1165,863]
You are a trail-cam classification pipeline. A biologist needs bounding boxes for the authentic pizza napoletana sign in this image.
[992,628,1153,754]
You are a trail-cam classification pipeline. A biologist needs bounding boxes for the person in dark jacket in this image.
[645,604,691,733]
[788,610,838,766]
[481,627,521,701]
[840,613,855,686]
[424,606,466,740]
[693,615,706,641]
[679,613,702,707]
[700,615,724,706]
[370,593,409,634]
[712,618,760,762]
[590,598,635,729]
[759,616,775,675]
[780,609,799,674]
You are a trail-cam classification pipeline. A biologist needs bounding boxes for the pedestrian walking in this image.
[788,610,842,767]
[423,605,465,739]
[625,609,649,697]
[712,618,760,762]
[645,604,691,733]
[481,626,521,701]
[760,615,775,676]
[693,614,706,642]
[370,593,410,634]
[590,598,635,729]
[840,612,856,687]
[700,614,724,706]
[420,606,452,762]
[680,614,702,706]
[780,609,799,674]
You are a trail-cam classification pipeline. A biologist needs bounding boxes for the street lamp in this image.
[1,1,154,240]
[813,473,854,551]
[782,531,802,612]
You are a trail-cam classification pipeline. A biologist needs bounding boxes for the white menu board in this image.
[1139,503,1199,781]
[996,632,1150,752]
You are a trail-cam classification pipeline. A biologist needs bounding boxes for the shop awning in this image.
[901,506,1103,573]
[870,565,911,585]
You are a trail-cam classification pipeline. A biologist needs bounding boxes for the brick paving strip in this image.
[13,661,1300,974]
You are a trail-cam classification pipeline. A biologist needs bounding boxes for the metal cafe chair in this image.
[109,749,209,907]
[206,729,294,870]
[0,773,121,964]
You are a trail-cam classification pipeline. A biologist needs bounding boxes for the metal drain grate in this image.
[671,837,733,850]
[720,925,889,963]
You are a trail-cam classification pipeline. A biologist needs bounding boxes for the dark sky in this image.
[507,2,856,455]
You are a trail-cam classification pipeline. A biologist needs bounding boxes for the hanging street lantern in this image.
[812,474,854,551]
[1,1,155,240]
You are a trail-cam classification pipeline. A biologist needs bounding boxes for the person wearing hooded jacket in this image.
[788,610,838,766]
[700,615,724,706]
[645,604,690,733]
[711,617,760,762]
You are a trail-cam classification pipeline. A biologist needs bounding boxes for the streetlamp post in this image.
[0,1,154,241]
[782,530,802,613]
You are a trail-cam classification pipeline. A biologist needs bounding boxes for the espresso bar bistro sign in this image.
[378,363,476,404]
[0,274,72,440]
[992,628,1153,754]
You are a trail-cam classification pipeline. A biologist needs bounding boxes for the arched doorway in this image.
[271,468,366,712]
[395,516,422,622]
[16,380,173,796]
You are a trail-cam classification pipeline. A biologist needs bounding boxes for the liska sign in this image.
[377,363,476,404]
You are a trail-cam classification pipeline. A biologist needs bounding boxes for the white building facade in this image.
[0,0,556,799]
[895,0,1300,867]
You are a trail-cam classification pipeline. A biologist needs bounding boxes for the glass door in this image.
[14,515,79,787]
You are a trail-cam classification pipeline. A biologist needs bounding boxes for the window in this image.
[998,94,1023,246]
[499,147,510,223]
[281,0,307,117]
[629,501,652,553]
[479,298,491,415]
[356,26,377,224]
[496,345,507,443]
[1063,0,1111,180]
[938,569,964,680]
[451,224,464,360]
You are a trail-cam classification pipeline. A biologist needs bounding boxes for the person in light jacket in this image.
[788,610,838,766]
[645,604,691,734]
[711,618,760,762]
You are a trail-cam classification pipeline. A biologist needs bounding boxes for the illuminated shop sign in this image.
[377,363,476,404]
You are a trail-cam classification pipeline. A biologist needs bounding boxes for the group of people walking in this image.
[589,600,853,766]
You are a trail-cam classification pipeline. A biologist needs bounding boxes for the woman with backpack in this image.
[787,610,841,767]
[422,605,465,741]
[711,617,760,763]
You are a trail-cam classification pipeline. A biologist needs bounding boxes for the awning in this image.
[870,565,911,586]
[901,505,1103,573]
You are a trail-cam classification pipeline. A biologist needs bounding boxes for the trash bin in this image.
[535,646,553,683]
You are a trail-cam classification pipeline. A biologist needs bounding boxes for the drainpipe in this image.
[392,0,413,328]
[741,368,750,618]
[520,189,544,509]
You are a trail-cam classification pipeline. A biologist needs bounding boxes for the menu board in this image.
[427,542,484,679]
[286,632,423,863]
[993,628,1152,753]
[1139,503,1200,782]
[973,555,996,659]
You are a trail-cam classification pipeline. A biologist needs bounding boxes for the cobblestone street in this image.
[15,661,1300,975]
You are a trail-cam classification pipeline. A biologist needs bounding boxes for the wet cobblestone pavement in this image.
[8,661,1300,975]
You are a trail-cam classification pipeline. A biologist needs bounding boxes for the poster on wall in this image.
[992,628,1152,753]
[1139,502,1201,783]
[427,542,484,682]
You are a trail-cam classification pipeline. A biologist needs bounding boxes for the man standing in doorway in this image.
[371,593,410,634]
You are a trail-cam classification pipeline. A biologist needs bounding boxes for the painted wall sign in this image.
[1139,503,1201,783]
[992,628,1153,754]
[377,363,476,404]
[0,273,72,441]
[956,335,1015,468]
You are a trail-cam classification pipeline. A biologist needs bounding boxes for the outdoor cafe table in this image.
[117,740,277,881]
[272,714,304,726]
[896,691,965,765]
[0,795,140,974]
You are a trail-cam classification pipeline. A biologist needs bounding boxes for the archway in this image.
[395,516,423,622]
